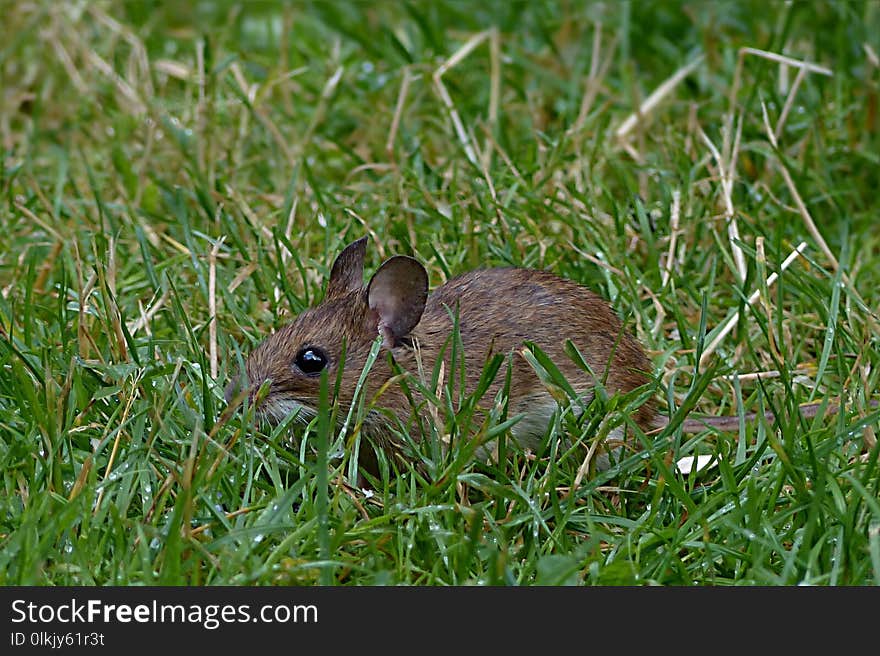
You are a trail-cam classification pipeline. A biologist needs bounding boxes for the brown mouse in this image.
[226,236,658,469]
[226,237,866,474]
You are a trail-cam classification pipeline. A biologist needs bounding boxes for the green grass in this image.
[1,0,879,585]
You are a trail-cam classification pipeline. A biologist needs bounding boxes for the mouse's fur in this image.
[229,237,656,472]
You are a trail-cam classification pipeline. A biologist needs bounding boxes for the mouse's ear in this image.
[367,255,428,347]
[326,237,368,299]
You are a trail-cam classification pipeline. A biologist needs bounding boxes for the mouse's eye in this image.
[294,346,329,376]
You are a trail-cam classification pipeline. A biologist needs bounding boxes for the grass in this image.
[1,0,879,585]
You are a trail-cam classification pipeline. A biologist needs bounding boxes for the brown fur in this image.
[229,238,657,470]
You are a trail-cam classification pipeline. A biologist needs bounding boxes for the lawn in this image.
[1,0,879,585]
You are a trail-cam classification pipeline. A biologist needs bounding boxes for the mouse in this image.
[225,237,866,476]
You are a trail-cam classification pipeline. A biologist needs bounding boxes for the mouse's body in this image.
[229,237,655,470]
[408,266,656,450]
[229,237,870,478]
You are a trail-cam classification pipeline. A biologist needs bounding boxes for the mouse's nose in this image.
[223,382,236,404]
[224,374,247,404]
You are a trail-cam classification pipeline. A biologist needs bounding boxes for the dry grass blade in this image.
[864,44,879,68]
[700,241,808,367]
[480,123,526,186]
[774,66,808,140]
[302,65,345,147]
[761,100,839,270]
[435,29,494,77]
[93,374,142,515]
[127,289,169,336]
[154,59,192,80]
[615,55,704,144]
[661,189,681,289]
[568,23,618,137]
[82,49,147,115]
[721,362,817,382]
[229,62,296,166]
[434,74,479,166]
[739,47,833,77]
[209,235,224,380]
[433,30,495,167]
[700,125,748,282]
[488,27,501,128]
[281,198,298,268]
[653,189,682,338]
[386,67,414,159]
[728,47,832,147]
[48,34,88,95]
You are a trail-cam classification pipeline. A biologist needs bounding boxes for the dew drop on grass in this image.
[254,534,264,544]
[149,538,161,549]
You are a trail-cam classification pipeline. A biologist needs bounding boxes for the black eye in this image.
[294,347,329,376]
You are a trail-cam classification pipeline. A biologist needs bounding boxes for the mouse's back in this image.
[397,267,655,452]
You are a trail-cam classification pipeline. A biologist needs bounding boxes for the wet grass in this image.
[1,0,879,585]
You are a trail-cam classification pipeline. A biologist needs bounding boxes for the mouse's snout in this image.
[223,380,237,404]
[224,370,252,405]
[224,360,274,410]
